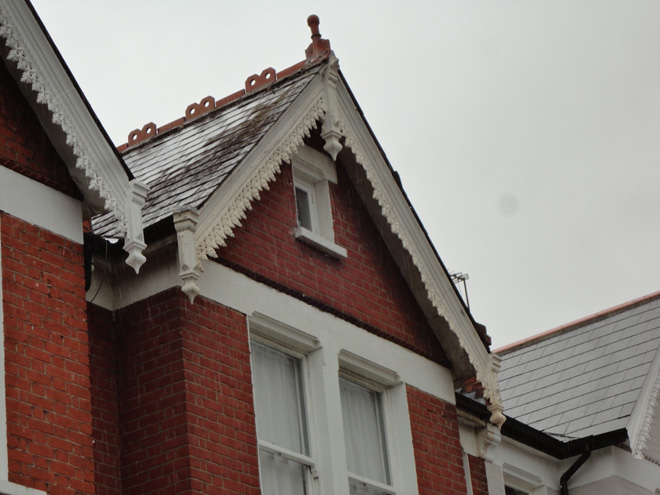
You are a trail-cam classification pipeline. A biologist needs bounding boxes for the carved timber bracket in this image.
[320,55,343,160]
[174,208,202,302]
[477,422,502,460]
[123,180,149,273]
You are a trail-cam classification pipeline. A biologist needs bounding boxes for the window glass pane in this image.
[340,378,390,484]
[259,450,307,495]
[295,187,313,231]
[251,341,308,455]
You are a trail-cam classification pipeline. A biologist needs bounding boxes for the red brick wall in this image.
[1,212,94,494]
[216,161,447,364]
[88,303,122,495]
[407,386,467,495]
[114,289,259,495]
[0,59,80,198]
[113,289,190,495]
[468,454,489,495]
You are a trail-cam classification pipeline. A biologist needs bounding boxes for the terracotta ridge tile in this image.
[117,59,309,152]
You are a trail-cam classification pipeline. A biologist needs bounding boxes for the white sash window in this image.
[251,340,315,495]
[340,377,394,495]
[248,313,420,495]
[292,147,347,259]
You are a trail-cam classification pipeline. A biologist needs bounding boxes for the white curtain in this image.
[251,341,309,495]
[339,378,390,486]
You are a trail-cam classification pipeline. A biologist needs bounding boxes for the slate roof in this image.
[93,64,322,237]
[497,292,660,442]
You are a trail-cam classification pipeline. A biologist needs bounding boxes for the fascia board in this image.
[332,77,502,422]
[193,71,325,260]
[628,344,660,462]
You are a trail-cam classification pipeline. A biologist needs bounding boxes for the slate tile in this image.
[592,406,624,425]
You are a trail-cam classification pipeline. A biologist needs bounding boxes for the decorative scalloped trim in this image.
[0,5,125,232]
[632,368,660,460]
[343,129,505,424]
[196,96,325,260]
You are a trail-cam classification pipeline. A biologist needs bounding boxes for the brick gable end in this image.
[0,60,81,198]
[216,159,448,365]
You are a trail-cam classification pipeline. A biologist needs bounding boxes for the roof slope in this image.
[498,292,660,441]
[94,65,320,237]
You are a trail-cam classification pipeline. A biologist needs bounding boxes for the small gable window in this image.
[292,147,347,259]
[294,185,314,232]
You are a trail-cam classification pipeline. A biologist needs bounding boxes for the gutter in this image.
[455,394,628,460]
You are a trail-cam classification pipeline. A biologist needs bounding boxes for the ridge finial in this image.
[305,15,331,64]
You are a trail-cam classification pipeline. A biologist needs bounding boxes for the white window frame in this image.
[292,147,347,259]
[502,464,546,495]
[338,350,409,495]
[339,376,394,494]
[250,315,322,495]
[249,313,418,495]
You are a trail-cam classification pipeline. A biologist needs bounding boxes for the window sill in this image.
[295,227,347,260]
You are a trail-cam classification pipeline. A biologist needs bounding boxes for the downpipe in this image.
[560,445,591,495]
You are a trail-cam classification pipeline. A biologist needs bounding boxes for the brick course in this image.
[1,212,94,494]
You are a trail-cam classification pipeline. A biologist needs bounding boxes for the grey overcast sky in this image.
[29,0,660,349]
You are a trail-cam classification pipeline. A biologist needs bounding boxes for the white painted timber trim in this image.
[194,71,325,261]
[174,71,326,300]
[0,0,147,272]
[334,76,504,426]
[0,167,83,243]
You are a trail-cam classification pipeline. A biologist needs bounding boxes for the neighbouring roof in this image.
[497,291,660,442]
[94,63,321,238]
